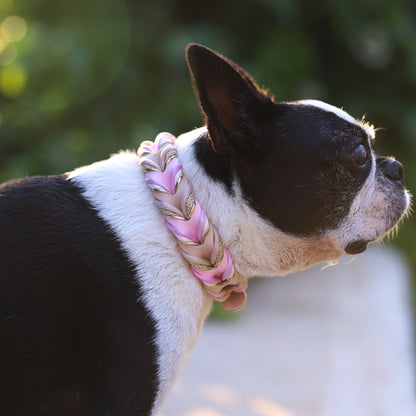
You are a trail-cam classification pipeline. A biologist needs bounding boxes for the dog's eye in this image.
[351,144,367,166]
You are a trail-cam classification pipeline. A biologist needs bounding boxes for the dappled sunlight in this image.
[184,408,226,416]
[249,397,294,416]
[162,380,295,416]
[200,383,240,407]
[196,384,294,415]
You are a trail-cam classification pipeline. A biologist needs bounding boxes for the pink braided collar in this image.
[138,132,248,312]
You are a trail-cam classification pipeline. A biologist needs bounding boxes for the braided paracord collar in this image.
[138,132,248,312]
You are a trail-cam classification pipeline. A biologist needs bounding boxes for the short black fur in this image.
[232,103,372,235]
[194,131,234,193]
[0,176,158,415]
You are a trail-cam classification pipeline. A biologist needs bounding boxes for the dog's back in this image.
[0,175,158,415]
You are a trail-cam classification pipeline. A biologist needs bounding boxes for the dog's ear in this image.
[186,43,273,155]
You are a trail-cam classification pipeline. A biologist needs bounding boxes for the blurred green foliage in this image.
[0,0,415,296]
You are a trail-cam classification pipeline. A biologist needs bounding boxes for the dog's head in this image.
[185,43,410,273]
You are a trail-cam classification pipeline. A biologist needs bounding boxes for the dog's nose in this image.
[378,157,404,185]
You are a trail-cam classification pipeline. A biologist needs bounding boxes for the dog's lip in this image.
[344,240,369,255]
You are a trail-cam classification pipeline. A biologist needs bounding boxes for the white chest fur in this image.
[69,150,212,415]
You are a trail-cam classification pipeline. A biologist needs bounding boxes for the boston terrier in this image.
[0,44,410,415]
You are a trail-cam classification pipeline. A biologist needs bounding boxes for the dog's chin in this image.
[344,240,369,255]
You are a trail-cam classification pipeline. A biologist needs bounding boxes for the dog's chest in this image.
[69,151,212,414]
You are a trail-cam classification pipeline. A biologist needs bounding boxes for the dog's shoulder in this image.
[0,169,161,414]
[70,150,213,413]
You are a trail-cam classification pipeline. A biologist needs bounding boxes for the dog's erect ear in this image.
[186,43,273,154]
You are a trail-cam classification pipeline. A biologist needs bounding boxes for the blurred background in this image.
[0,1,414,293]
[1,0,414,305]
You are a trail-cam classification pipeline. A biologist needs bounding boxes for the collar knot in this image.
[138,132,248,312]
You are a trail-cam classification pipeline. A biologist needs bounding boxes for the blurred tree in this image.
[0,0,415,281]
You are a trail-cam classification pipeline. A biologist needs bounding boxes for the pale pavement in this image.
[161,247,416,416]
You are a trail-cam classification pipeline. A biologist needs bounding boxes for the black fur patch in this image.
[194,131,234,193]
[194,103,372,236]
[234,103,372,235]
[0,175,158,415]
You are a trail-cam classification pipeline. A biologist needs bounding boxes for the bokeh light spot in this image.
[184,408,225,416]
[0,62,27,98]
[249,397,294,416]
[199,383,239,407]
[0,42,17,65]
[1,16,27,42]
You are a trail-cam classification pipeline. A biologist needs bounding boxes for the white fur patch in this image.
[295,99,360,126]
[293,100,376,141]
[69,153,212,415]
[335,153,410,248]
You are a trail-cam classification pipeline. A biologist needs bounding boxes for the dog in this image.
[0,43,410,415]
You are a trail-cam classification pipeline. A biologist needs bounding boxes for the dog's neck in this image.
[176,127,342,278]
[137,132,248,312]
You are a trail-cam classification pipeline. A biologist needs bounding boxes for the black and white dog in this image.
[0,44,410,415]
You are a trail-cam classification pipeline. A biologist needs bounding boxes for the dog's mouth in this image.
[344,240,369,255]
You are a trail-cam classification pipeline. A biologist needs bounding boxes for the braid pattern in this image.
[138,132,247,312]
